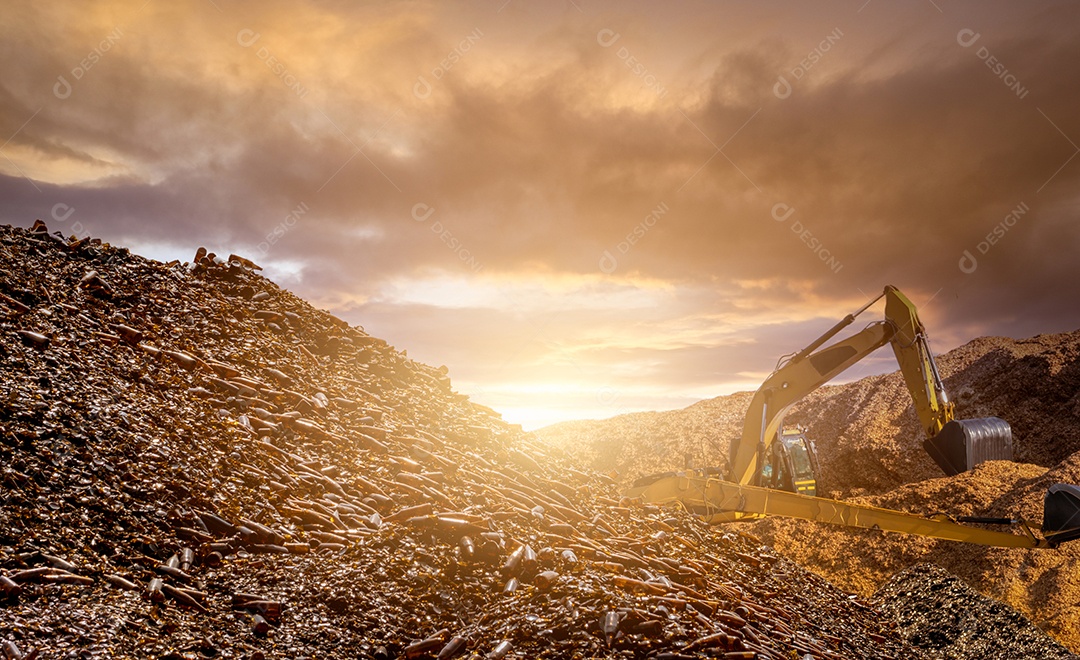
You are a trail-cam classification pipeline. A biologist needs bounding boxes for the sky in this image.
[2,1,1079,430]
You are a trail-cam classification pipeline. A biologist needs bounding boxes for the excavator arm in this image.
[882,287,953,438]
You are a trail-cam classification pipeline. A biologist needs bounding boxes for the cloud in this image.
[1,1,1079,427]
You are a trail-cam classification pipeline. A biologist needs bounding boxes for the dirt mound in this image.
[0,222,927,659]
[874,563,1078,660]
[537,329,1080,498]
[536,393,754,479]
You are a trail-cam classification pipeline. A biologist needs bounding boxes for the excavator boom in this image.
[728,285,1011,489]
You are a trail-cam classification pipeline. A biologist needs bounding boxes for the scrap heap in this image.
[0,222,921,659]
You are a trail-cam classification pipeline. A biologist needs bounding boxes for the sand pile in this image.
[0,222,927,659]
[535,392,754,480]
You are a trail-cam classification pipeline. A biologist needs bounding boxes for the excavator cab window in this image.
[774,453,791,491]
[760,462,774,482]
[774,430,818,497]
[761,440,790,490]
[760,443,787,488]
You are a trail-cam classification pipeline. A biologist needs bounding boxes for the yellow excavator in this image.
[627,286,1080,549]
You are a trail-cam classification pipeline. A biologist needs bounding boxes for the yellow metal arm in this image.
[627,472,1049,549]
[883,286,954,437]
[728,286,954,487]
[729,322,892,486]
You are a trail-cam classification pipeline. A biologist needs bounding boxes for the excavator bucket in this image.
[1043,484,1080,546]
[923,417,1013,476]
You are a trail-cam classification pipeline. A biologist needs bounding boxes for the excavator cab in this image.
[760,427,818,496]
